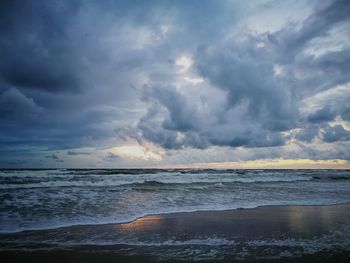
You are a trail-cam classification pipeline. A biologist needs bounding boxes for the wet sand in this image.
[114,203,350,239]
[1,203,350,262]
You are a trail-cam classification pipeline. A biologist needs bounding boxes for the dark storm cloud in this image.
[274,0,350,56]
[295,123,350,144]
[195,40,297,132]
[341,107,350,121]
[307,106,336,123]
[0,0,277,155]
[0,0,153,156]
[322,125,350,143]
[0,88,42,119]
[266,0,350,96]
[144,86,200,132]
[136,0,350,151]
[138,83,289,149]
[295,127,319,142]
[0,0,349,167]
[0,0,82,93]
[67,150,91,156]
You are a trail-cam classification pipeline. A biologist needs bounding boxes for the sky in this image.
[0,0,350,169]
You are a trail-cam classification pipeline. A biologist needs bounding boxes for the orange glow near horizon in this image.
[160,158,350,169]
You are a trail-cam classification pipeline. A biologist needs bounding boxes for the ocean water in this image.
[1,169,350,261]
[1,169,350,233]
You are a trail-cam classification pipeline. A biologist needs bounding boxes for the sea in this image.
[1,169,350,260]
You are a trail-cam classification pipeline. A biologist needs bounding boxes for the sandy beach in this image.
[1,203,350,262]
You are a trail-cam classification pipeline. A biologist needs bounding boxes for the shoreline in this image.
[1,168,350,170]
[2,201,350,234]
[1,203,350,262]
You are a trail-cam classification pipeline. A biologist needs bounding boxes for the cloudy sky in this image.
[1,0,350,168]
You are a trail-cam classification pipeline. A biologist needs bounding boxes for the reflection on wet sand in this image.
[1,204,350,262]
[117,215,162,232]
[112,203,350,242]
[285,205,349,237]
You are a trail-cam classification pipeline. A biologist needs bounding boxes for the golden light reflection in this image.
[285,205,347,236]
[116,215,161,232]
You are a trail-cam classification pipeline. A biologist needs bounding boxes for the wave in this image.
[0,176,314,190]
[3,227,349,262]
[312,175,350,180]
[0,237,236,248]
[246,225,350,257]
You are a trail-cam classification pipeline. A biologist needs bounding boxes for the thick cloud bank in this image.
[0,0,349,167]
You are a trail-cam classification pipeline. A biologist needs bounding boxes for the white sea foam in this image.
[1,169,350,233]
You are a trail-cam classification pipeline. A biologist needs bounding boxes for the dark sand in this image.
[1,203,350,262]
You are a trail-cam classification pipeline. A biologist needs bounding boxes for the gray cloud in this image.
[45,154,62,162]
[0,0,349,167]
[0,0,82,93]
[138,82,289,149]
[322,124,350,143]
[195,39,297,132]
[341,107,350,121]
[67,150,91,156]
[135,0,350,154]
[307,106,336,123]
[103,152,121,163]
[0,88,42,119]
[295,126,319,142]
